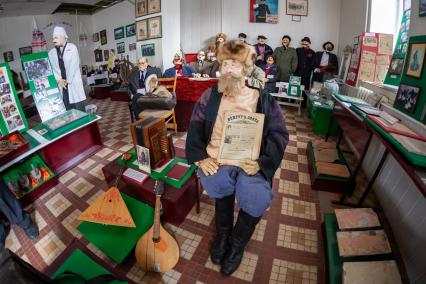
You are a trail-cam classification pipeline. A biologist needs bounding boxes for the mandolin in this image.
[135,180,180,272]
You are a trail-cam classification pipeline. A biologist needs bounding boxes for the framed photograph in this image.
[406,42,425,78]
[388,58,405,75]
[104,49,109,61]
[141,43,155,56]
[114,27,124,40]
[286,0,308,16]
[126,23,136,37]
[394,84,421,113]
[100,29,107,45]
[117,42,125,54]
[18,46,32,56]
[93,32,99,42]
[81,65,88,75]
[3,51,14,62]
[249,0,278,24]
[94,49,103,62]
[136,0,147,17]
[148,16,162,39]
[420,0,426,17]
[136,19,148,41]
[147,0,161,14]
[129,43,137,51]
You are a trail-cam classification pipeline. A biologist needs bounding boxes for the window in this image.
[369,0,404,45]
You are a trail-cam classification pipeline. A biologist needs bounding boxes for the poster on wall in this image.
[249,0,278,24]
[0,63,28,136]
[147,0,161,14]
[148,16,162,39]
[100,29,107,45]
[136,20,148,41]
[21,52,66,122]
[135,0,147,17]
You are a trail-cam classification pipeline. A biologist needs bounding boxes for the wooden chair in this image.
[138,76,178,134]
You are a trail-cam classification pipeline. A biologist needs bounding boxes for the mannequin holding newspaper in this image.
[186,40,289,276]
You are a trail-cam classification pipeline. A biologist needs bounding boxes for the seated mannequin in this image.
[262,55,280,92]
[189,51,212,77]
[163,53,195,78]
[207,52,220,78]
[186,40,289,276]
[313,41,339,82]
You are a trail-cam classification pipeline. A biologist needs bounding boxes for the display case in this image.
[43,109,89,132]
[0,131,29,166]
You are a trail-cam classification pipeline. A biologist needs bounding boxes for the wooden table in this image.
[102,158,200,225]
[270,92,304,115]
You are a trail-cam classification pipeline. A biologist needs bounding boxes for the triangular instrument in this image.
[79,187,136,227]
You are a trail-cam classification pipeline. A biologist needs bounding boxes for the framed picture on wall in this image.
[249,0,278,24]
[129,43,137,51]
[104,50,109,61]
[136,0,147,17]
[136,19,148,41]
[81,65,88,75]
[18,46,32,56]
[286,0,308,16]
[420,0,426,17]
[94,49,103,62]
[117,42,125,54]
[406,42,425,78]
[100,29,107,45]
[93,32,99,42]
[126,23,136,37]
[141,43,155,56]
[147,0,161,14]
[388,58,404,75]
[114,26,124,40]
[394,84,421,113]
[148,16,162,39]
[3,51,14,62]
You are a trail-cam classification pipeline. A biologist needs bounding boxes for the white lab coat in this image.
[48,42,86,104]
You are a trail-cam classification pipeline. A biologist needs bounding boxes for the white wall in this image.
[161,0,181,70]
[409,0,426,37]
[0,13,93,77]
[181,0,341,54]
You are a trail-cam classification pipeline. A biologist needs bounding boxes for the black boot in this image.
[210,194,235,265]
[220,210,261,276]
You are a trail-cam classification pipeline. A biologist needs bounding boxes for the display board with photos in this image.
[345,32,394,86]
[0,63,28,136]
[393,35,426,123]
[21,52,66,122]
[384,8,411,86]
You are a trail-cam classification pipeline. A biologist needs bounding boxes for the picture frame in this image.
[114,26,124,40]
[81,65,88,75]
[104,50,109,61]
[93,32,99,42]
[136,19,148,41]
[129,43,137,51]
[117,42,125,54]
[249,0,279,24]
[126,23,136,37]
[420,0,426,17]
[388,58,405,75]
[18,46,32,57]
[135,0,148,17]
[147,0,161,14]
[3,51,14,62]
[286,0,308,16]
[394,84,421,113]
[406,42,425,78]
[100,29,107,45]
[94,49,103,62]
[148,16,162,39]
[141,43,155,56]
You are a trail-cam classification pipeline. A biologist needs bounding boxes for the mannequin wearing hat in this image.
[189,51,212,77]
[238,33,248,45]
[48,26,86,111]
[273,35,298,82]
[253,0,271,23]
[163,52,196,78]
[313,41,339,82]
[295,36,315,90]
[253,35,273,67]
[186,40,289,276]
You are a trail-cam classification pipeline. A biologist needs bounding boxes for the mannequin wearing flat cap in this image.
[253,35,273,67]
[313,41,339,82]
[295,36,315,89]
[186,40,289,276]
[189,51,211,77]
[48,26,86,111]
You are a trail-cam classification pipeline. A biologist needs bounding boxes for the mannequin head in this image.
[138,57,148,71]
[266,55,274,65]
[282,35,291,47]
[238,33,247,44]
[197,51,206,61]
[257,35,267,46]
[301,37,311,49]
[323,41,334,52]
[52,26,68,47]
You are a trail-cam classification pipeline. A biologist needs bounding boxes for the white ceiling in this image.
[0,0,101,17]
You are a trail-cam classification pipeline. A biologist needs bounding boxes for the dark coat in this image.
[273,46,298,82]
[189,61,212,75]
[262,64,280,92]
[254,44,274,66]
[208,61,220,78]
[295,47,315,87]
[185,86,289,183]
[312,51,339,82]
[163,65,195,78]
[128,67,160,96]
[254,3,271,22]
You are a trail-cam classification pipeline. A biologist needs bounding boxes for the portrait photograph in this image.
[388,58,404,75]
[104,49,109,61]
[395,84,421,113]
[94,49,103,62]
[148,16,162,39]
[406,42,425,78]
[3,51,14,62]
[117,42,125,54]
[136,0,147,17]
[148,0,161,14]
[286,0,308,16]
[136,19,148,41]
[93,32,99,42]
[114,26,124,40]
[100,29,107,45]
[126,23,136,37]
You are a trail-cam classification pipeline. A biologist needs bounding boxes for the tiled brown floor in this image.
[4,98,340,283]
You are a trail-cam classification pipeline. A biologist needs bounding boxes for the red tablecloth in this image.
[175,77,218,131]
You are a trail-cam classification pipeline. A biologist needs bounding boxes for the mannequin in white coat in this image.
[48,26,86,111]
